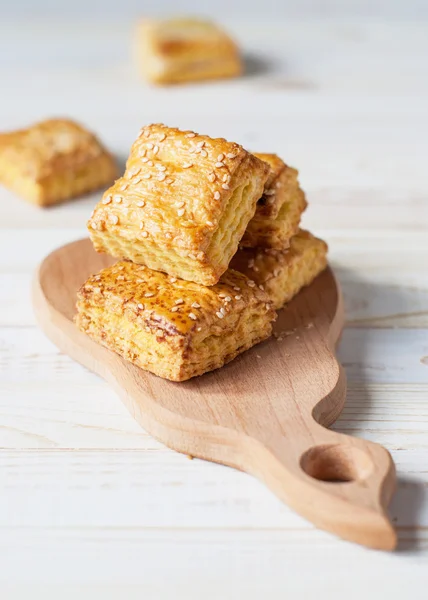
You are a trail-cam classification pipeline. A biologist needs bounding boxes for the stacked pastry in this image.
[231,153,328,309]
[76,124,327,381]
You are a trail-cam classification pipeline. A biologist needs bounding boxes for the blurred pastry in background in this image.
[0,118,118,207]
[241,153,307,249]
[135,17,243,84]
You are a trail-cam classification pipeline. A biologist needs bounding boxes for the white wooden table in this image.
[1,18,428,598]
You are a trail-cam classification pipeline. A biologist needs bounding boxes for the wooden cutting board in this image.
[33,238,397,550]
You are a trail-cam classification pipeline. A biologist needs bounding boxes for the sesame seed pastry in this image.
[0,119,118,207]
[241,153,307,249]
[135,17,242,84]
[230,229,328,310]
[75,262,276,382]
[88,123,270,286]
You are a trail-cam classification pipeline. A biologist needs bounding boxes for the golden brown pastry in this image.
[75,261,276,382]
[230,229,328,309]
[241,153,307,249]
[88,123,269,286]
[0,119,118,207]
[135,17,242,84]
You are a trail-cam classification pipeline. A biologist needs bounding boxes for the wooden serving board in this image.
[33,238,397,550]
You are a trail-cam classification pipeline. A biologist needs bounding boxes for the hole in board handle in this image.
[300,444,373,483]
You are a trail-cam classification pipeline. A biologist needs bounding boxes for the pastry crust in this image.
[252,153,299,219]
[230,229,328,309]
[75,261,276,382]
[135,18,242,84]
[88,123,269,286]
[241,188,307,249]
[241,153,307,249]
[0,119,118,206]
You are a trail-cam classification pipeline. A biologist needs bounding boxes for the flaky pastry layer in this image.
[135,18,242,84]
[0,118,118,206]
[241,187,307,249]
[230,229,328,309]
[75,261,276,381]
[88,123,269,285]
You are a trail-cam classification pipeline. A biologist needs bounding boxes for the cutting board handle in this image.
[257,386,397,550]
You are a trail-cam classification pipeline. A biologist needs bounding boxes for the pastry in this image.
[88,123,269,286]
[135,17,242,84]
[0,118,118,206]
[230,229,328,309]
[75,261,276,382]
[241,153,307,249]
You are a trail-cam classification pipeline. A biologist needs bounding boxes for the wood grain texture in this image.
[32,237,397,549]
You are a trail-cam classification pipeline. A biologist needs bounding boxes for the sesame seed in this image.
[265,189,275,196]
[208,173,216,182]
[220,307,226,315]
[158,133,166,142]
[191,302,201,309]
[171,306,179,312]
[306,322,314,329]
[214,191,221,200]
[114,195,122,203]
[218,293,227,298]
[141,231,148,237]
[222,174,229,182]
[186,132,196,138]
[215,162,225,168]
[188,147,196,154]
[170,277,177,283]
[216,311,224,319]
[200,150,208,157]
[226,152,237,159]
[273,268,281,277]
[224,296,232,302]
[189,312,197,320]
[139,148,146,157]
[188,252,197,260]
[102,195,112,204]
[144,292,155,297]
[197,327,202,332]
[206,220,214,227]
[142,173,151,179]
[233,286,241,291]
[259,284,264,290]
[157,164,166,171]
[136,200,145,207]
[247,280,256,287]
[276,181,282,188]
[197,141,205,147]
[265,304,271,310]
[182,162,193,169]
[110,215,119,225]
[166,178,174,185]
[175,299,184,305]
[153,145,159,154]
[165,232,172,239]
[235,295,242,300]
[91,222,97,230]
[120,183,129,191]
[141,157,148,163]
[176,201,185,209]
[137,303,144,310]
[139,222,144,229]
[147,161,154,167]
[147,142,154,149]
[217,153,224,161]
[158,173,166,181]
[256,355,261,359]
[222,183,230,190]
[156,329,164,336]
[177,208,185,217]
